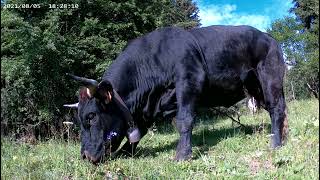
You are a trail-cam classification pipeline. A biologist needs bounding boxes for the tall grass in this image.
[1,99,319,179]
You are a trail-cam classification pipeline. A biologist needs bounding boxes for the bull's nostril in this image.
[81,152,86,159]
[84,150,91,160]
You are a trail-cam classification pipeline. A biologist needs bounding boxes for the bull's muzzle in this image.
[83,150,100,164]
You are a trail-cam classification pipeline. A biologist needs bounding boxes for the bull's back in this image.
[190,25,270,75]
[190,25,272,107]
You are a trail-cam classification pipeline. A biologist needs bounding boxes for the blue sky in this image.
[195,0,294,31]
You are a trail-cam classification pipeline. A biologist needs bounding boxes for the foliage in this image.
[1,99,319,179]
[267,0,319,100]
[291,0,319,29]
[1,0,200,137]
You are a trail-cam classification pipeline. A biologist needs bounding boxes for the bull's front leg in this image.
[173,55,205,161]
[175,105,195,161]
[174,74,204,161]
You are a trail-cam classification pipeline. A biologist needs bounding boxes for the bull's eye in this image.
[87,112,96,121]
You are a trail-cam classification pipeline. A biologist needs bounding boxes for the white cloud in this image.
[264,0,293,19]
[199,4,271,32]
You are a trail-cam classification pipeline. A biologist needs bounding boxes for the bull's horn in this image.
[66,73,98,95]
[63,102,79,108]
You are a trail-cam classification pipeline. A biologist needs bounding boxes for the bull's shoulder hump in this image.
[190,25,263,37]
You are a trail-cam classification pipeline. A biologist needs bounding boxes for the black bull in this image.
[65,25,288,164]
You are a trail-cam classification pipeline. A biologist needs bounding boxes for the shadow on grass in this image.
[132,123,271,159]
[153,113,227,135]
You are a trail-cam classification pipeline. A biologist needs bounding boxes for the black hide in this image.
[75,25,288,163]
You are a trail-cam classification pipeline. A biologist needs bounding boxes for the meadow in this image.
[1,99,319,179]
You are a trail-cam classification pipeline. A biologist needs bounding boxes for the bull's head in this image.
[64,74,140,164]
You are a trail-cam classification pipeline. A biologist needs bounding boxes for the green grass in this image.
[2,99,319,179]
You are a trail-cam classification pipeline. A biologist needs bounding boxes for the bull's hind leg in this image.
[174,64,205,161]
[257,46,288,148]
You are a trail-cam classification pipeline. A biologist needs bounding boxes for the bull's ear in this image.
[96,80,113,104]
[79,87,92,102]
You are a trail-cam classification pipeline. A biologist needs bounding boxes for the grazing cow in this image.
[247,97,258,114]
[65,25,288,164]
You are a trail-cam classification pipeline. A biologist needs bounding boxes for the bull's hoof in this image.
[174,151,192,161]
[268,134,284,149]
[270,145,281,150]
[271,141,282,149]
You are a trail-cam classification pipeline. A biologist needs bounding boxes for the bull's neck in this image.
[102,77,146,117]
[103,54,162,119]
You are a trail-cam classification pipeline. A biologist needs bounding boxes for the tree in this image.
[290,0,319,99]
[158,0,201,29]
[291,0,319,29]
[267,0,319,100]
